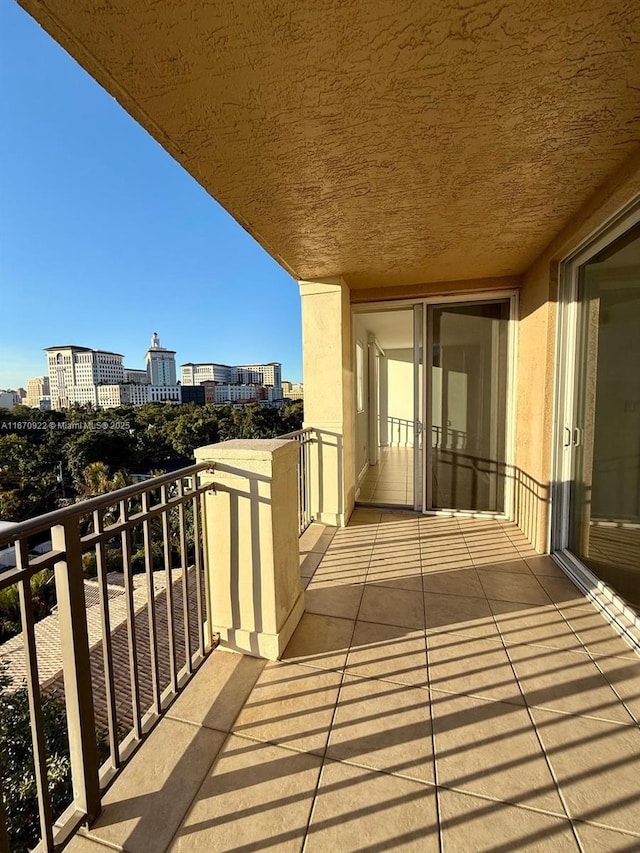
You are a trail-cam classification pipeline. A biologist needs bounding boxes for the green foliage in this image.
[0,571,56,644]
[0,402,303,524]
[0,663,110,853]
[81,546,123,578]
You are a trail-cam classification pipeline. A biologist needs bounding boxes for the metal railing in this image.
[0,463,214,853]
[279,428,315,535]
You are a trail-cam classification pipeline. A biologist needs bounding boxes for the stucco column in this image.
[299,277,355,526]
[194,439,304,660]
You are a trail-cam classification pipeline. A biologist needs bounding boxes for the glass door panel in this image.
[430,301,509,512]
[569,223,640,611]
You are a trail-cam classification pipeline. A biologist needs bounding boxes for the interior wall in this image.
[515,149,640,552]
[381,348,414,447]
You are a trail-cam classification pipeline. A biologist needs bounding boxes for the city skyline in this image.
[0,3,303,390]
[1,335,299,395]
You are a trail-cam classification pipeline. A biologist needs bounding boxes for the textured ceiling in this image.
[19,0,640,289]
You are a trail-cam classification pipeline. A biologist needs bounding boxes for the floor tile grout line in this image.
[490,594,584,849]
[550,603,640,729]
[300,507,382,850]
[420,519,444,853]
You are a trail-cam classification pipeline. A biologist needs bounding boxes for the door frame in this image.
[552,197,640,643]
[352,290,518,517]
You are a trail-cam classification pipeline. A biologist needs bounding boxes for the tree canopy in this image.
[0,401,303,522]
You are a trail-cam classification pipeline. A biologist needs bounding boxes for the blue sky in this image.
[0,2,302,391]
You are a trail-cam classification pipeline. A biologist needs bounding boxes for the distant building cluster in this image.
[3,333,303,411]
[180,362,286,405]
[0,389,26,409]
[44,333,180,410]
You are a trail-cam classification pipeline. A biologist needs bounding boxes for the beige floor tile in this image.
[532,708,640,834]
[310,570,368,587]
[526,555,570,578]
[349,509,383,525]
[561,609,640,660]
[305,759,439,851]
[424,592,499,639]
[536,574,589,607]
[431,692,563,812]
[327,675,435,782]
[299,523,328,553]
[470,548,523,568]
[300,550,324,578]
[421,556,474,572]
[477,570,551,606]
[573,822,640,852]
[489,600,586,652]
[369,551,423,568]
[86,719,226,853]
[507,644,634,724]
[481,558,534,575]
[589,653,640,724]
[438,789,579,852]
[365,572,424,593]
[422,568,485,599]
[169,735,322,853]
[305,582,364,620]
[427,633,523,704]
[167,650,265,732]
[346,620,428,687]
[358,585,425,630]
[281,612,354,671]
[233,661,341,754]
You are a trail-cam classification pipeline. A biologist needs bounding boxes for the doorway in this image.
[354,295,514,514]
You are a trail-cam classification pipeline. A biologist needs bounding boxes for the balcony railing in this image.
[279,428,315,535]
[0,463,214,853]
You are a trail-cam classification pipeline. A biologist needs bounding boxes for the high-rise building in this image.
[25,376,51,409]
[282,381,303,400]
[145,332,177,386]
[46,346,124,408]
[45,336,181,409]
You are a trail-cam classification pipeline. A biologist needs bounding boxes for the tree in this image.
[0,663,110,853]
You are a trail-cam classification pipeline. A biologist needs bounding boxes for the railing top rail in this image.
[278,428,315,440]
[0,462,214,547]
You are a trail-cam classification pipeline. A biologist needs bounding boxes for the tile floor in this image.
[357,446,414,506]
[69,510,640,853]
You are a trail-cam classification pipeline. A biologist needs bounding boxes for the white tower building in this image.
[145,332,177,386]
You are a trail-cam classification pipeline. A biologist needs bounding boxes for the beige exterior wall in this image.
[299,278,355,526]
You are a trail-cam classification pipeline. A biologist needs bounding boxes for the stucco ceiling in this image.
[19,0,640,289]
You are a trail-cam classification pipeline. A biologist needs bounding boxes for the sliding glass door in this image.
[426,300,510,512]
[354,296,513,514]
[557,218,640,613]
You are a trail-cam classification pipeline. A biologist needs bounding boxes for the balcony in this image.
[2,436,640,853]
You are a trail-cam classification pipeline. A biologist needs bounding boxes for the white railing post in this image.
[51,520,101,823]
[195,439,303,660]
